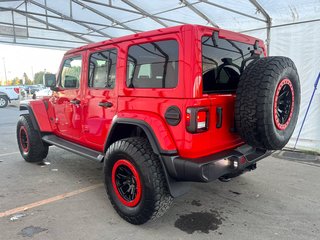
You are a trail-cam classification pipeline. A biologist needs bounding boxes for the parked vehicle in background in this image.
[16,24,301,224]
[0,86,20,108]
[24,85,42,95]
[33,88,52,98]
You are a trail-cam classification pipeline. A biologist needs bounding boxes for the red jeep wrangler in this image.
[17,25,300,224]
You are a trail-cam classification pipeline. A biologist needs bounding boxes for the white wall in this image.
[252,21,320,153]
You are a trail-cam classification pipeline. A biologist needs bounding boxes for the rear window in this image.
[127,40,179,88]
[202,36,263,93]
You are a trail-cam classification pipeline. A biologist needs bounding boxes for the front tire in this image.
[0,96,8,108]
[17,114,49,162]
[104,137,172,225]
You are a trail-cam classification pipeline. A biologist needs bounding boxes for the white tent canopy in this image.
[0,0,319,152]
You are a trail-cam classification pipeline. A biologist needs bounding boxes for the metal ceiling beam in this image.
[0,32,87,44]
[0,39,74,50]
[44,0,49,28]
[54,0,190,37]
[241,18,320,33]
[11,10,16,43]
[200,0,266,23]
[0,20,106,38]
[2,8,93,43]
[70,0,73,18]
[81,0,142,14]
[1,6,141,31]
[28,0,113,38]
[24,0,29,37]
[81,0,190,25]
[121,0,168,27]
[14,0,24,9]
[249,0,271,55]
[181,0,219,28]
[72,0,139,33]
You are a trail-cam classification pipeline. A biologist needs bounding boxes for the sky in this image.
[0,44,65,84]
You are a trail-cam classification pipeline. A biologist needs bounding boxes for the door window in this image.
[88,49,117,89]
[127,40,179,88]
[60,56,82,89]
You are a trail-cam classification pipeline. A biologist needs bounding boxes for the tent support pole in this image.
[249,0,271,55]
[294,73,320,149]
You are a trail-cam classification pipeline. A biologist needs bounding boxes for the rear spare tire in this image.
[235,56,300,150]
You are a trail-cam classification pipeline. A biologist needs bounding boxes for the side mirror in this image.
[43,73,56,88]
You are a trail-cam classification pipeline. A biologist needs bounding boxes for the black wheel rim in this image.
[276,84,293,124]
[115,165,138,202]
[0,97,6,107]
[274,78,295,130]
[20,126,29,152]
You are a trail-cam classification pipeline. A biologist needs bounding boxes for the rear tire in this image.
[235,56,300,150]
[0,96,8,108]
[17,114,49,162]
[104,137,173,225]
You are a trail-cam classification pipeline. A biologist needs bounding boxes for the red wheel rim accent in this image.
[19,126,29,153]
[273,78,295,130]
[111,159,142,207]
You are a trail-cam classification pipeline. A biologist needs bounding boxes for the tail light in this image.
[186,107,209,133]
[14,87,20,94]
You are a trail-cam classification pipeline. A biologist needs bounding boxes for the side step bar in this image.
[42,135,104,162]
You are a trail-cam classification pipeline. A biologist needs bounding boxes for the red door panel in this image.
[82,89,117,151]
[82,48,118,151]
[51,54,84,142]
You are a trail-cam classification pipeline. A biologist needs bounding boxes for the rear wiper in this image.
[211,31,219,47]
[240,40,262,72]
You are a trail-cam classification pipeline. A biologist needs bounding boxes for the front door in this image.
[52,54,83,142]
[82,48,118,151]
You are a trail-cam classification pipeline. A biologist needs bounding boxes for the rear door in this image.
[82,48,118,151]
[51,54,83,141]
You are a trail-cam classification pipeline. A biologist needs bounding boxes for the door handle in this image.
[216,107,223,128]
[98,101,113,108]
[70,99,81,105]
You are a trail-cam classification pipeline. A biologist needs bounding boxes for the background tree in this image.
[11,77,21,85]
[23,72,32,85]
[33,71,52,85]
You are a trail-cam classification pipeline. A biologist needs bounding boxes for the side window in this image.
[127,40,179,88]
[88,49,117,89]
[60,56,82,89]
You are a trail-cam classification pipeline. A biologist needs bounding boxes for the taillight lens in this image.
[14,87,20,94]
[186,112,191,127]
[197,111,207,129]
[186,107,209,133]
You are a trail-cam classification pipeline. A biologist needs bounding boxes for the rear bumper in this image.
[162,145,271,182]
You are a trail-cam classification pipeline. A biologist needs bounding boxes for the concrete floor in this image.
[0,106,319,240]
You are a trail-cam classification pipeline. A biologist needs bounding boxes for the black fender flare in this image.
[19,103,41,133]
[104,118,188,198]
[104,118,177,155]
